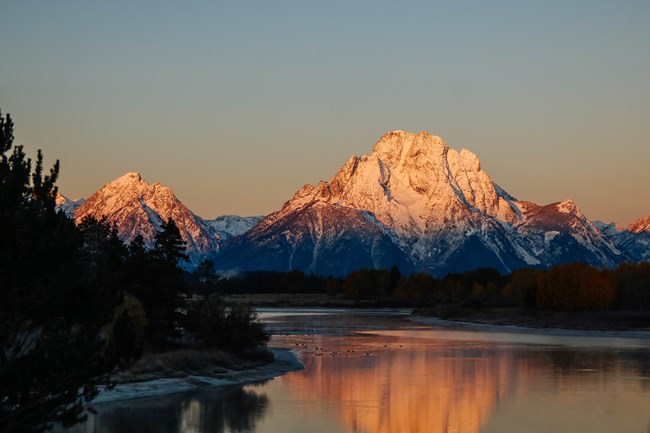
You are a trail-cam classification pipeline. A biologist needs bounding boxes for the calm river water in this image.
[74,309,650,433]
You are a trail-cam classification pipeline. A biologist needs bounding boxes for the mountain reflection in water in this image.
[68,310,650,433]
[282,344,506,433]
[277,336,650,433]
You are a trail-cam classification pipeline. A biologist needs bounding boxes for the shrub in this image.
[185,300,269,355]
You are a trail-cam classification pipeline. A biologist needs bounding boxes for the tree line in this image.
[204,263,650,312]
[0,111,268,433]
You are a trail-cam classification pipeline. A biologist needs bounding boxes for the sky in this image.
[1,1,649,225]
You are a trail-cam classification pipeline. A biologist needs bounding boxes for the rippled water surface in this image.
[73,309,650,433]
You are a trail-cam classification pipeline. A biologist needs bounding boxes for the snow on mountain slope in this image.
[55,193,86,218]
[60,132,646,275]
[613,214,650,261]
[514,199,623,267]
[217,131,628,276]
[74,172,220,264]
[594,220,624,237]
[266,131,521,236]
[206,215,264,240]
[217,201,414,276]
[628,214,650,234]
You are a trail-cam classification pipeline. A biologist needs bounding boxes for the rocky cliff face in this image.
[216,131,627,275]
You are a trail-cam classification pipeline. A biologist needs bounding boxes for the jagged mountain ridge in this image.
[55,193,85,218]
[215,131,629,275]
[206,215,264,240]
[596,214,650,262]
[56,132,648,275]
[628,214,650,234]
[216,201,414,276]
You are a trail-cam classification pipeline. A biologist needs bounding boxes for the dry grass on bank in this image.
[113,349,273,384]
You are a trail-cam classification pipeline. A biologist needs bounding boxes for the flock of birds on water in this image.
[270,316,411,359]
[290,340,405,358]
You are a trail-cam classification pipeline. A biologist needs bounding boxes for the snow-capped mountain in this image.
[593,220,624,238]
[513,199,622,268]
[57,132,647,275]
[215,131,629,275]
[55,193,85,218]
[610,214,650,261]
[216,202,414,276]
[206,215,264,240]
[628,214,650,234]
[73,172,220,265]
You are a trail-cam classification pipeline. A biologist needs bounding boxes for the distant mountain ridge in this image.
[56,131,650,275]
[55,193,85,218]
[596,215,650,262]
[206,215,264,240]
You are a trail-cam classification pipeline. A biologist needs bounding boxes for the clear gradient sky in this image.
[1,1,649,225]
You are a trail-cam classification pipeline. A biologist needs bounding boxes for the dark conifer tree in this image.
[192,258,218,295]
[123,234,153,301]
[153,217,189,265]
[0,110,138,433]
[144,217,189,348]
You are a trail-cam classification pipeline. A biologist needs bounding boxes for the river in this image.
[71,308,650,433]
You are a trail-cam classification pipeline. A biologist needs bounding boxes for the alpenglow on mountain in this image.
[57,131,649,275]
[215,130,636,276]
[68,172,264,265]
[72,172,220,265]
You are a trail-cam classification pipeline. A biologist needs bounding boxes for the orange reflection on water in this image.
[281,339,517,433]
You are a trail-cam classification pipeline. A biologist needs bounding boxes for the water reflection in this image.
[66,310,650,433]
[78,385,269,433]
[275,331,650,433]
[281,341,513,433]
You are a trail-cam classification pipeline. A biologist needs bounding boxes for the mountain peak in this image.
[371,130,448,171]
[557,199,579,214]
[113,171,145,186]
[55,192,68,207]
[214,131,635,275]
[55,193,86,218]
[458,148,481,172]
[628,214,650,233]
[74,173,221,264]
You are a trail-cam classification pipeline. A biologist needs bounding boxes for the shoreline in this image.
[92,347,303,404]
[409,308,650,339]
[410,316,650,339]
[225,294,650,334]
[90,308,649,406]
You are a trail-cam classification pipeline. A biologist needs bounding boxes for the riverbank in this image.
[93,348,303,403]
[227,294,650,333]
[223,293,381,307]
[413,306,650,333]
